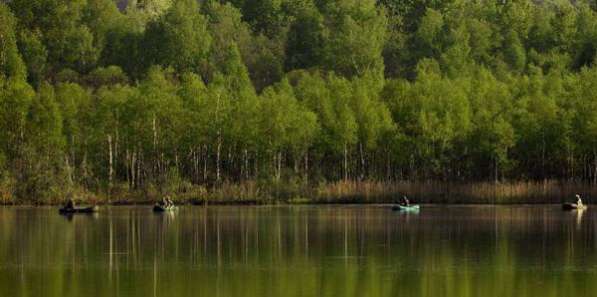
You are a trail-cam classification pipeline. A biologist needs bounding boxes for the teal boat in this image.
[392,204,420,212]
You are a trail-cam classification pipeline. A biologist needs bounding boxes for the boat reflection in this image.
[575,208,586,229]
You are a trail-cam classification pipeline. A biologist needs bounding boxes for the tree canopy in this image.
[3,0,597,201]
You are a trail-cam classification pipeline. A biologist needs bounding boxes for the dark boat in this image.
[59,206,98,214]
[562,203,587,211]
[153,204,177,212]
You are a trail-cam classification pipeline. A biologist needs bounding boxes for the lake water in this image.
[0,205,595,297]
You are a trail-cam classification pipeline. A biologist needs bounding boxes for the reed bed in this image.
[3,179,595,205]
[186,179,597,204]
[314,180,597,204]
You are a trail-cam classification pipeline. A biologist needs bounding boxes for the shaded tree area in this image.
[3,0,597,202]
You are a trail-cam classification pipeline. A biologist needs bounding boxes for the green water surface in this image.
[0,205,595,297]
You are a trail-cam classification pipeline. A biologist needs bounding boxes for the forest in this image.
[2,0,597,203]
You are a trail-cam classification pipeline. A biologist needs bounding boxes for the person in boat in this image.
[161,196,169,207]
[160,195,174,207]
[576,194,583,207]
[64,196,75,210]
[400,195,410,207]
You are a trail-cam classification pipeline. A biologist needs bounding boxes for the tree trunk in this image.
[568,143,573,180]
[277,152,282,181]
[304,151,309,182]
[81,151,88,183]
[215,91,222,183]
[227,146,233,180]
[152,115,157,179]
[494,156,499,183]
[174,150,179,173]
[359,142,365,180]
[216,135,222,182]
[136,150,141,188]
[70,135,76,182]
[343,143,348,181]
[386,150,391,182]
[594,150,597,185]
[196,148,200,183]
[254,152,259,180]
[131,150,136,189]
[65,156,73,186]
[115,127,119,174]
[245,149,249,180]
[240,148,244,181]
[541,131,545,179]
[108,135,113,193]
[125,149,130,188]
[203,145,208,182]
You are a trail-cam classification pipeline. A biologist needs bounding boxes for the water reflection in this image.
[575,208,586,229]
[0,205,596,297]
[60,211,99,222]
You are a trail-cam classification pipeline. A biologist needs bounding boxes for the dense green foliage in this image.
[3,0,597,202]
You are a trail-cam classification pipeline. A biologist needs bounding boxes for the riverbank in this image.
[1,180,595,206]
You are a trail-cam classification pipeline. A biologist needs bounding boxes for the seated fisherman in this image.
[160,195,174,207]
[160,196,169,207]
[64,197,75,210]
[400,195,410,206]
[576,194,583,206]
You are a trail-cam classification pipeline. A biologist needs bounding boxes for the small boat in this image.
[153,204,177,212]
[59,206,98,214]
[562,203,587,211]
[392,204,420,212]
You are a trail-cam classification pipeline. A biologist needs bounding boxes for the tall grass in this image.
[182,179,597,205]
[314,180,597,204]
[2,178,595,205]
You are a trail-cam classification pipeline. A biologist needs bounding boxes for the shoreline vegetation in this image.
[4,1,597,206]
[2,180,594,206]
